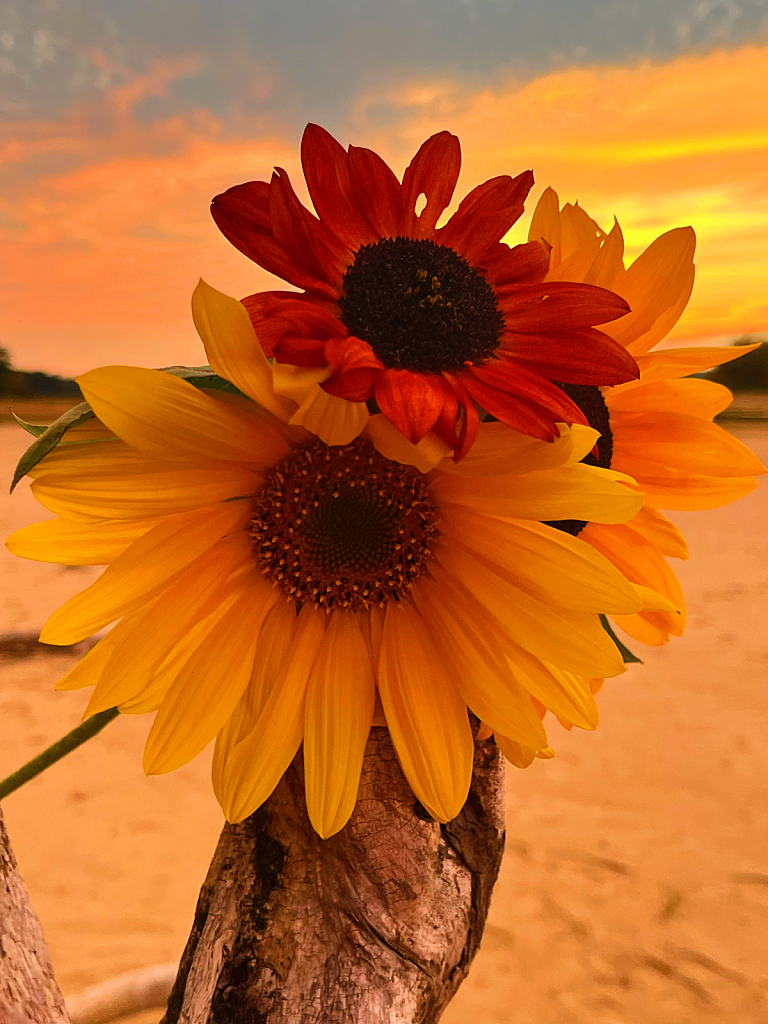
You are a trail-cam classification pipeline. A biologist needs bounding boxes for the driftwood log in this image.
[0,806,71,1024]
[161,727,506,1024]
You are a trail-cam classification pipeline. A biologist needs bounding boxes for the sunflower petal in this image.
[413,574,547,748]
[31,465,258,521]
[143,573,278,775]
[440,507,644,613]
[432,461,643,524]
[304,612,375,838]
[39,502,249,645]
[6,516,161,565]
[218,606,326,823]
[191,279,296,421]
[364,414,451,472]
[378,602,473,822]
[78,365,289,470]
[211,598,298,798]
[84,531,254,714]
[438,543,625,678]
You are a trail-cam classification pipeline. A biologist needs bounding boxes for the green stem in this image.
[0,707,119,801]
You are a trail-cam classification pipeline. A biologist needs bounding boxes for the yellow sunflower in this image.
[7,282,673,836]
[528,189,766,649]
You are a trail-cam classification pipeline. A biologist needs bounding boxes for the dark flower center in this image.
[249,437,439,611]
[545,383,613,538]
[339,236,504,373]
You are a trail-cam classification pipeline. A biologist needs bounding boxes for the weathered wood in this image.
[0,806,71,1024]
[162,727,506,1024]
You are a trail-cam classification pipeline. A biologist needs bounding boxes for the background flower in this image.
[529,189,766,647]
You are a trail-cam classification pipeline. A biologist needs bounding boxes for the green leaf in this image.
[599,614,643,664]
[10,411,48,437]
[10,402,95,492]
[158,365,250,399]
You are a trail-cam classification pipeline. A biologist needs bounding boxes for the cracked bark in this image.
[0,806,71,1024]
[161,727,506,1024]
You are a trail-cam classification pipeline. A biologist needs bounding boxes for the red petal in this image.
[497,282,630,331]
[498,328,640,386]
[322,336,384,400]
[462,375,563,441]
[374,369,445,443]
[398,131,461,239]
[439,373,479,460]
[301,124,378,250]
[242,291,344,358]
[467,362,589,431]
[348,145,400,238]
[481,239,551,287]
[438,170,534,264]
[269,168,351,289]
[212,185,336,297]
[274,336,328,367]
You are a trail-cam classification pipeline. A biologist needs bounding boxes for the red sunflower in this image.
[211,125,639,455]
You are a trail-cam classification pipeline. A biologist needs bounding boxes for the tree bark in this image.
[162,728,506,1024]
[0,806,71,1024]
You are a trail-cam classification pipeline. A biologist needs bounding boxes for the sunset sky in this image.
[1,1,766,375]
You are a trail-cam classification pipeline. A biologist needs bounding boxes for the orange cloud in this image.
[1,43,766,375]
[351,41,768,344]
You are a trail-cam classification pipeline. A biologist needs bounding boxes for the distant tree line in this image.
[0,347,81,398]
[704,336,768,391]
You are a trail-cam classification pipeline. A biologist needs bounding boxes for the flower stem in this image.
[0,708,119,801]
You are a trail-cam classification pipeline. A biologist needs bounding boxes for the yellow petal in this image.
[630,584,679,614]
[439,422,589,478]
[116,614,222,715]
[633,344,763,383]
[192,279,296,421]
[77,365,290,471]
[605,227,695,353]
[432,462,643,524]
[643,475,758,511]
[40,501,249,644]
[289,384,369,445]
[211,598,298,797]
[217,606,327,823]
[364,414,451,472]
[54,618,137,691]
[625,506,688,559]
[606,378,733,420]
[546,237,601,284]
[6,516,161,565]
[437,543,625,679]
[412,573,547,748]
[505,645,601,730]
[378,602,473,823]
[440,506,644,613]
[83,531,254,714]
[31,465,258,520]
[528,186,562,265]
[580,519,687,638]
[304,612,375,838]
[610,612,673,647]
[143,572,279,775]
[26,438,140,479]
[612,412,766,493]
[494,734,538,769]
[584,219,625,291]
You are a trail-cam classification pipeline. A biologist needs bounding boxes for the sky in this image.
[1,0,767,375]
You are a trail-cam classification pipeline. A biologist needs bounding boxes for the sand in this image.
[1,422,767,1024]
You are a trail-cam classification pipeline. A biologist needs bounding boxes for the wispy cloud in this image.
[1,41,766,373]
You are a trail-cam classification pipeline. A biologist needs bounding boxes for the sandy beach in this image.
[1,421,767,1024]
